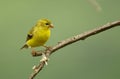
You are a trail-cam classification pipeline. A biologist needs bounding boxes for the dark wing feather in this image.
[20,34,32,49]
[26,26,35,41]
[21,26,35,49]
[26,34,33,41]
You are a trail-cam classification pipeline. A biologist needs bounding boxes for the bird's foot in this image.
[43,46,52,51]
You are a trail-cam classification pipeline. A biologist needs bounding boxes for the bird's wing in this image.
[26,26,35,41]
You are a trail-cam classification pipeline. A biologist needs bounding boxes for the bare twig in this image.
[29,20,120,79]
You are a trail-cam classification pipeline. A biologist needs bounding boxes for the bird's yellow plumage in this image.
[21,19,53,49]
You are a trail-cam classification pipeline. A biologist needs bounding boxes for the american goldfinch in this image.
[21,19,54,50]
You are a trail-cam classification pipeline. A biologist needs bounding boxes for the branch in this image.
[29,20,120,79]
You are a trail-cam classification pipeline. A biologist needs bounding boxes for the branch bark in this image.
[29,20,120,79]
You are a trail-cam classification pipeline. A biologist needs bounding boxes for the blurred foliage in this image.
[0,0,120,79]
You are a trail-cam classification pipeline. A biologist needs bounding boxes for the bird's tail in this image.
[20,44,28,49]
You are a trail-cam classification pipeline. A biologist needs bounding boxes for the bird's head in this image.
[37,19,54,29]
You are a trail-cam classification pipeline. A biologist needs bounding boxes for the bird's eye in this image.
[45,23,49,25]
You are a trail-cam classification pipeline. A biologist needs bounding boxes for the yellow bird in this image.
[21,19,54,51]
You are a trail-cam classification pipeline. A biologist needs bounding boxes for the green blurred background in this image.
[0,0,120,79]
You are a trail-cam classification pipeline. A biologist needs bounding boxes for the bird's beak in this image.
[49,24,54,28]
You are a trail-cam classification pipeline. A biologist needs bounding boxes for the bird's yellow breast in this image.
[27,27,50,47]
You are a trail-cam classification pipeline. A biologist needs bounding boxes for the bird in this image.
[21,19,54,52]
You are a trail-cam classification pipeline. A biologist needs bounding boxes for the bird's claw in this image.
[43,46,52,51]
